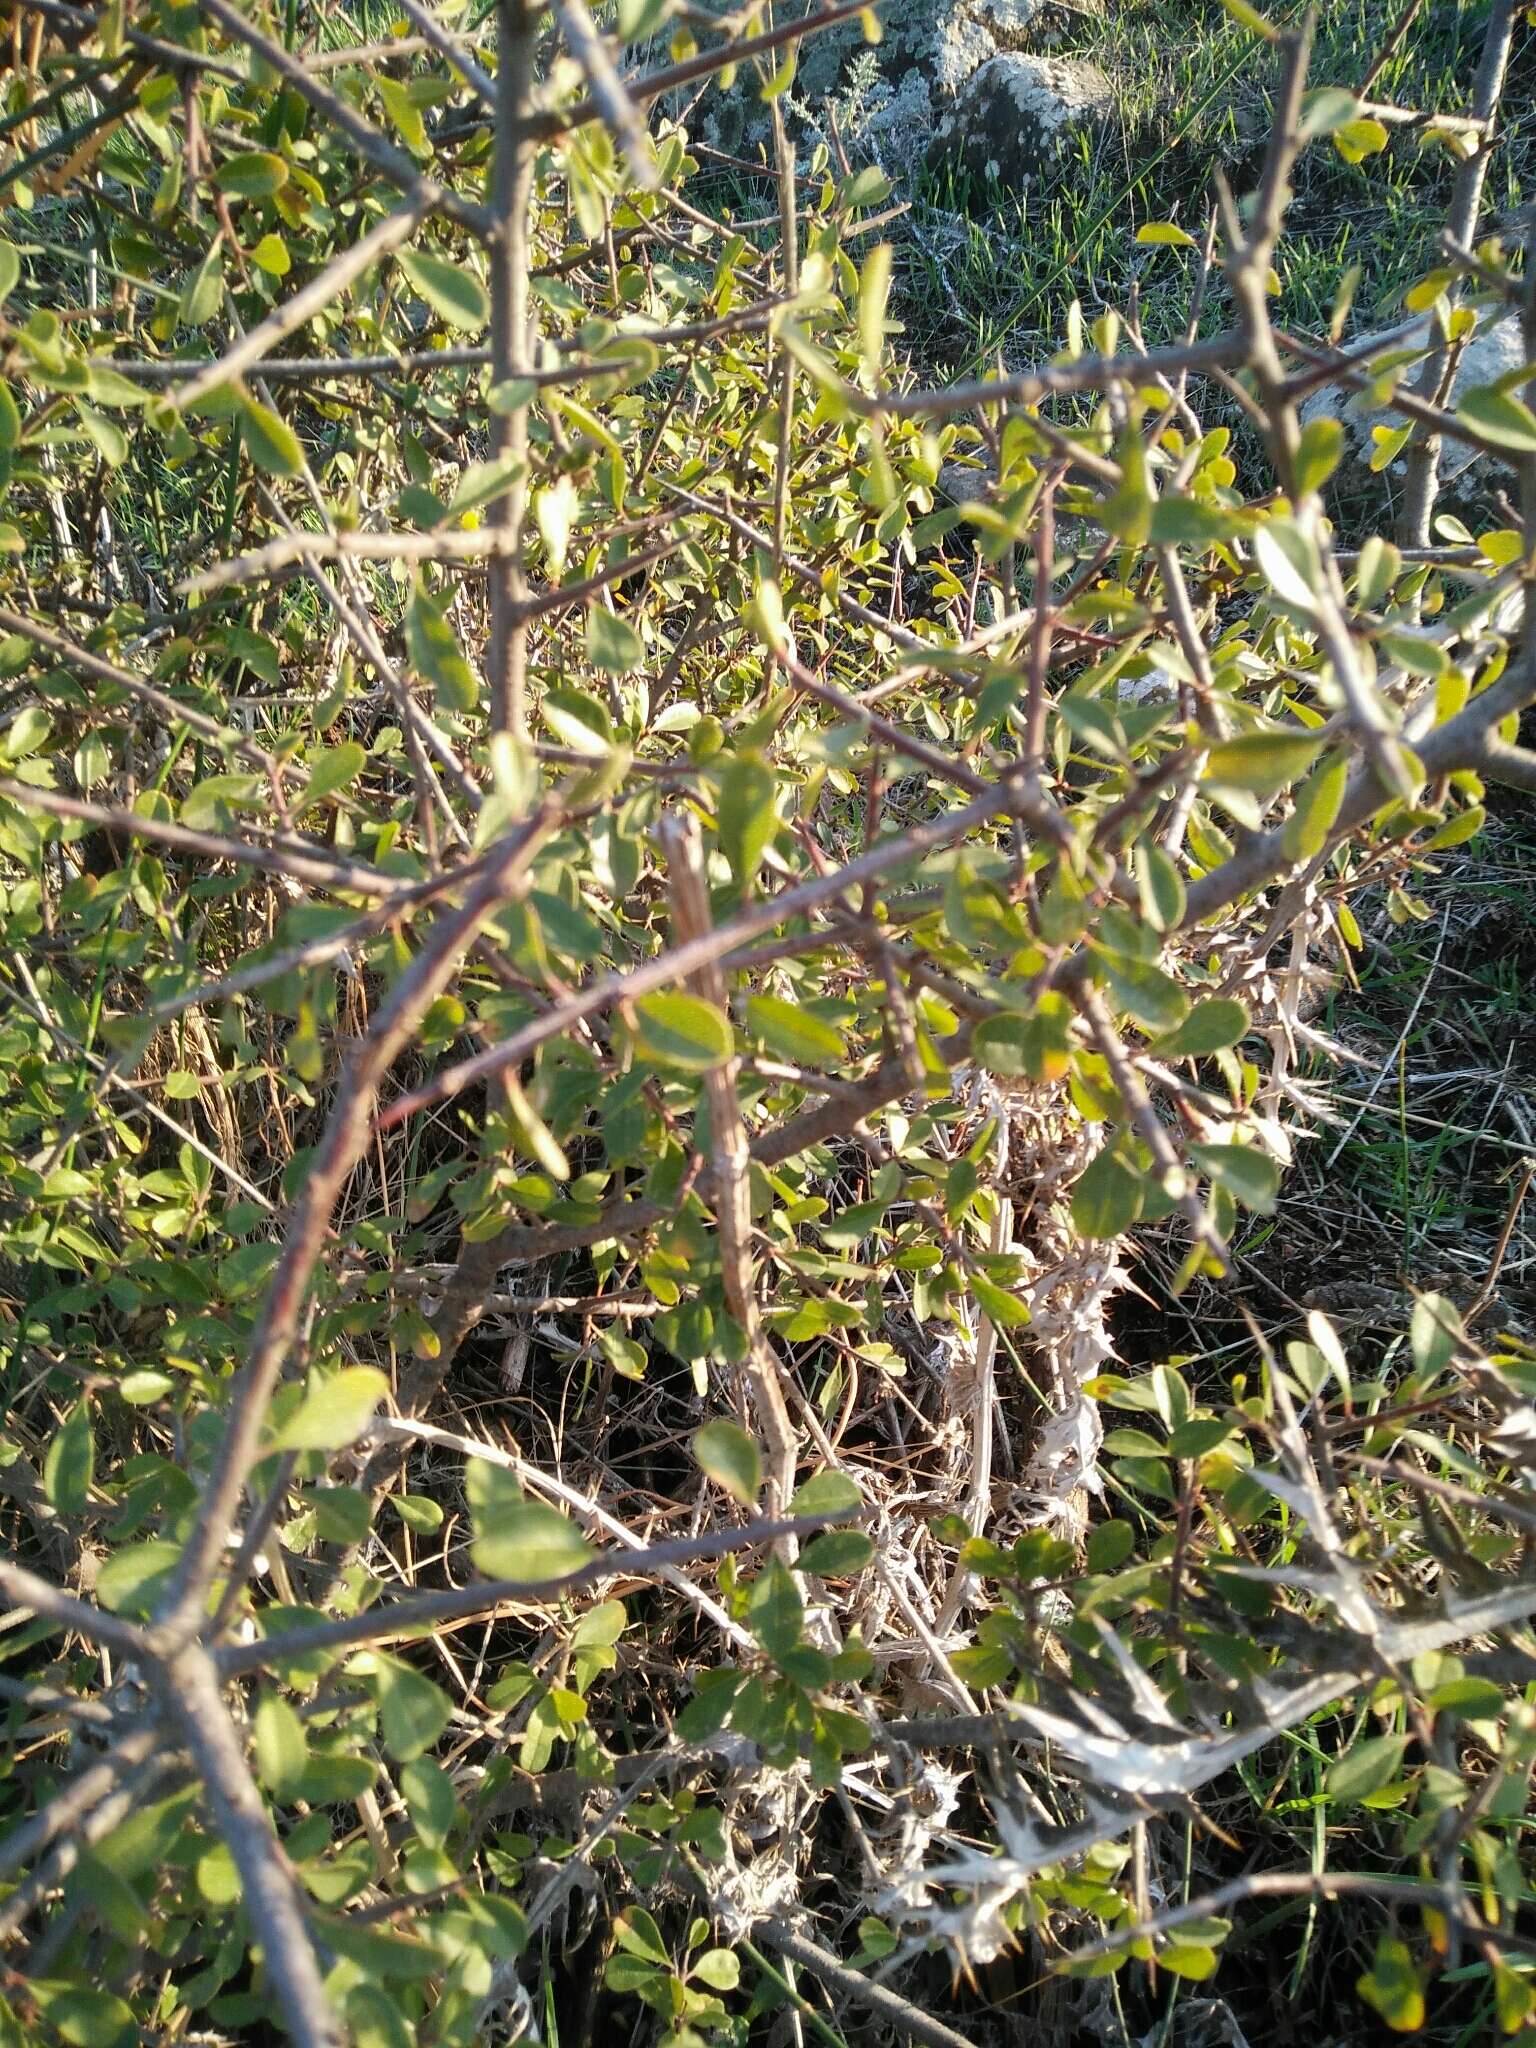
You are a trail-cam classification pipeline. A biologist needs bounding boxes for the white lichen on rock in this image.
[1299,303,1525,497]
[931,52,1116,188]
[685,0,1102,169]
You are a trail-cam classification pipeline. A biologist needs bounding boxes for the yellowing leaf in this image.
[215,150,289,199]
[1333,116,1388,163]
[1136,222,1197,247]
[1206,730,1324,796]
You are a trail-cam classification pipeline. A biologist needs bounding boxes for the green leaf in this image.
[1218,0,1279,36]
[972,994,1074,1083]
[1206,730,1324,796]
[1355,534,1401,605]
[613,1906,670,1965]
[1283,750,1348,860]
[1071,1144,1144,1239]
[1135,843,1186,932]
[1427,1675,1505,1719]
[634,991,733,1071]
[191,1848,254,1912]
[795,1529,874,1576]
[1099,425,1151,544]
[1299,86,1360,139]
[1098,952,1189,1035]
[572,1599,626,1652]
[371,1653,453,1762]
[857,239,892,379]
[29,1983,137,2048]
[0,241,19,305]
[400,1755,458,1848]
[269,1367,389,1454]
[616,0,668,37]
[693,1419,762,1505]
[176,244,224,328]
[465,1461,595,1580]
[406,582,479,712]
[75,402,127,467]
[1153,998,1250,1058]
[1370,422,1412,472]
[746,994,845,1065]
[1168,1418,1232,1456]
[1294,415,1345,495]
[1252,518,1321,611]
[347,1985,416,2048]
[376,71,428,149]
[96,1539,182,1617]
[692,1947,741,1991]
[541,685,613,755]
[747,1560,804,1659]
[1476,527,1524,569]
[1409,1292,1460,1380]
[299,742,366,810]
[1085,1520,1136,1571]
[241,397,304,477]
[716,750,778,889]
[1456,382,1536,454]
[394,1493,446,1533]
[1160,1945,1219,1982]
[310,1485,371,1546]
[1189,1142,1279,1214]
[254,1691,309,1802]
[44,1400,93,1517]
[585,605,644,674]
[252,232,291,277]
[396,247,489,331]
[789,1470,861,1516]
[760,44,796,98]
[597,1326,647,1380]
[969,1270,1031,1329]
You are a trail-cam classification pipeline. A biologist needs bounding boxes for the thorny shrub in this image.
[0,1,1534,2045]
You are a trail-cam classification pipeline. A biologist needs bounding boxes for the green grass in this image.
[893,0,1535,375]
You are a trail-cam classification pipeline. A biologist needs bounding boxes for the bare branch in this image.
[660,808,800,1535]
[551,0,660,189]
[0,778,419,901]
[217,1510,861,1673]
[0,1557,146,1659]
[1397,0,1519,548]
[157,1645,342,2048]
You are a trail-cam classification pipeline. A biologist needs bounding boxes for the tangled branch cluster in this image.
[0,1,1534,2044]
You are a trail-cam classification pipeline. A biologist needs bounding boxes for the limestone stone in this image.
[928,51,1115,189]
[1298,305,1525,509]
[686,0,1100,170]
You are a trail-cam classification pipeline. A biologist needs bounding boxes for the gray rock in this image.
[937,458,994,507]
[929,51,1115,189]
[687,0,1100,170]
[1299,304,1525,509]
